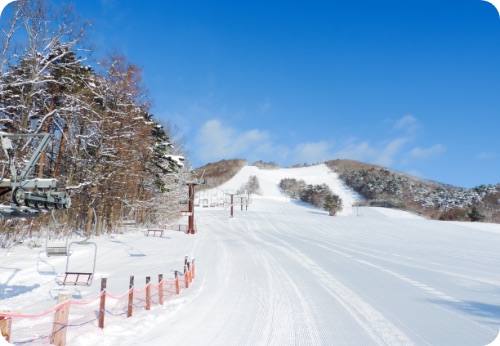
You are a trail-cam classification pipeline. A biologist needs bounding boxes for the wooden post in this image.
[187,262,192,284]
[0,316,12,342]
[145,276,151,310]
[175,271,180,295]
[50,292,71,346]
[127,276,134,318]
[99,278,107,329]
[192,258,196,280]
[158,274,164,305]
[184,265,189,288]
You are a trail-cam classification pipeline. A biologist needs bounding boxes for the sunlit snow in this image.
[1,164,500,345]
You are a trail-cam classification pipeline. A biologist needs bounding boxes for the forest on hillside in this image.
[0,0,188,240]
[326,159,500,223]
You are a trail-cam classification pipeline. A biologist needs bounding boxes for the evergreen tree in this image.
[323,194,342,216]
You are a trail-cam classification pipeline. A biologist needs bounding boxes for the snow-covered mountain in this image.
[202,163,360,216]
[196,159,500,223]
[2,163,500,345]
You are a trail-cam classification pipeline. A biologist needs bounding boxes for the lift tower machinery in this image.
[0,132,70,218]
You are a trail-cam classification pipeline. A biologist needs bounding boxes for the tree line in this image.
[279,178,342,216]
[0,0,187,238]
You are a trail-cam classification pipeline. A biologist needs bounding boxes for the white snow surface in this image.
[1,164,500,345]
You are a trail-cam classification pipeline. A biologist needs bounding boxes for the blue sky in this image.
[27,1,500,187]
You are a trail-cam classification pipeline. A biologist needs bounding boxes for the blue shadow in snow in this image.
[429,299,500,322]
[0,283,41,299]
[0,267,41,299]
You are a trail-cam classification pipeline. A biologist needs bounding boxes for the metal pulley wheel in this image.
[25,199,36,208]
[12,187,26,206]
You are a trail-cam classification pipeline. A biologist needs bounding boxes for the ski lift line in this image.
[58,208,98,286]
[46,210,70,257]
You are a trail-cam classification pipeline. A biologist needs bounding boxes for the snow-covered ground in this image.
[2,164,500,345]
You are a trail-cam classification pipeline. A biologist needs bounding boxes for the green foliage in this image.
[323,194,342,216]
[439,208,469,221]
[279,178,306,198]
[0,1,187,232]
[468,207,484,222]
[326,159,500,223]
[279,178,342,215]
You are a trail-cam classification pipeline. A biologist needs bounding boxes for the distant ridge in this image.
[325,159,500,223]
[194,159,248,191]
[196,158,500,223]
[325,159,450,188]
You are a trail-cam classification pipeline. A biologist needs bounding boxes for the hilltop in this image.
[195,159,500,223]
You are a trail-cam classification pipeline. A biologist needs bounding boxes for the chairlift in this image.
[0,133,70,219]
[119,196,137,230]
[57,208,97,286]
[45,211,70,257]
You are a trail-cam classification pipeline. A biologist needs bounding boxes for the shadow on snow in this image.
[430,299,500,322]
[0,267,40,299]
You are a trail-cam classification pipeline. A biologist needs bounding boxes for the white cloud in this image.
[293,141,331,164]
[194,119,284,163]
[410,144,446,159]
[376,138,409,166]
[332,139,375,162]
[193,115,445,170]
[332,137,408,166]
[394,115,421,134]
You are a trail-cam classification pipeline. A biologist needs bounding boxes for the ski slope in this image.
[2,164,500,345]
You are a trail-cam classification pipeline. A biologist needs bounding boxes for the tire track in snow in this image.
[262,203,500,342]
[188,215,288,346]
[244,217,324,345]
[243,201,414,345]
[284,229,500,288]
[259,224,415,346]
[355,260,460,303]
[209,215,319,345]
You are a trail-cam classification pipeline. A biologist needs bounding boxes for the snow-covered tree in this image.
[0,1,189,235]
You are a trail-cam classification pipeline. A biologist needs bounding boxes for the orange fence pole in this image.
[127,276,134,318]
[0,316,12,342]
[146,277,151,310]
[99,278,107,329]
[192,258,196,279]
[0,260,198,344]
[159,274,164,305]
[175,271,180,294]
[184,265,189,288]
[187,262,192,284]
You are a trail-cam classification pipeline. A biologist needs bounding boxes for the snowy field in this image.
[2,164,500,345]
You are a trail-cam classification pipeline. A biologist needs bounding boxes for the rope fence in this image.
[0,256,196,345]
